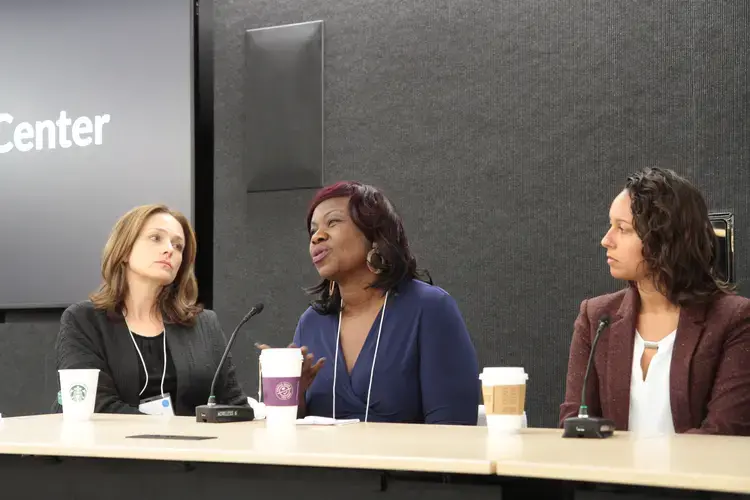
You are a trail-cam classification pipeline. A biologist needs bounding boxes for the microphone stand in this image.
[562,316,615,438]
[195,304,264,423]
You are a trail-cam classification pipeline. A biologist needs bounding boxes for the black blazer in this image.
[54,301,248,416]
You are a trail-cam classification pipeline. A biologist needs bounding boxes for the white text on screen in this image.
[0,111,111,154]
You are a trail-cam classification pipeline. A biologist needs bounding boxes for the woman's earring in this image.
[328,280,336,296]
[367,248,385,275]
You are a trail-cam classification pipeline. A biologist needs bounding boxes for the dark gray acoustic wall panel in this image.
[0,322,59,417]
[244,21,324,192]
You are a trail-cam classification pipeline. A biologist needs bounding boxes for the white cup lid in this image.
[59,368,100,374]
[479,367,528,381]
[259,347,303,361]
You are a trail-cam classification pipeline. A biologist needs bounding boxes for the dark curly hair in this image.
[625,167,733,305]
[305,181,432,314]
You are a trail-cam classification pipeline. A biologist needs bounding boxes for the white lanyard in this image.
[126,323,167,398]
[332,290,388,423]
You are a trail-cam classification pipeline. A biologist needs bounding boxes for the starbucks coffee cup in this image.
[58,369,100,421]
[260,348,303,427]
[480,367,528,433]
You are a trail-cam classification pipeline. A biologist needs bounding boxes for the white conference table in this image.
[0,413,493,474]
[0,414,748,499]
[489,428,750,496]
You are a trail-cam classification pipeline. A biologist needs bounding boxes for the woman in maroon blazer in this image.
[560,167,750,436]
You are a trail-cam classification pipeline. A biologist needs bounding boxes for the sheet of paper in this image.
[247,398,266,419]
[295,416,360,426]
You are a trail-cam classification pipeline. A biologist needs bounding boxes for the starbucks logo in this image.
[69,384,88,403]
[274,381,293,401]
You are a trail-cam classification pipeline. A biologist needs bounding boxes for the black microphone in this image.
[562,315,615,438]
[195,303,264,423]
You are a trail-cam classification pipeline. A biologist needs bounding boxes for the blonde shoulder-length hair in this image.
[89,204,203,325]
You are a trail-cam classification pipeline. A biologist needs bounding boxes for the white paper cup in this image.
[59,369,100,421]
[480,367,528,433]
[260,348,303,427]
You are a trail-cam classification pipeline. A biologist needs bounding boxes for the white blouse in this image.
[628,329,677,436]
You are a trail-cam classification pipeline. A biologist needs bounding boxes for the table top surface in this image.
[0,414,495,474]
[488,429,750,494]
[1,414,750,493]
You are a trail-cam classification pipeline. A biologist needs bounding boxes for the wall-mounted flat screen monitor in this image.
[0,0,194,309]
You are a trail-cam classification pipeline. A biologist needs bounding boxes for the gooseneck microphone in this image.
[578,315,609,419]
[563,315,615,438]
[195,303,264,423]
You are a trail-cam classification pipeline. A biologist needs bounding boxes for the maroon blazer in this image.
[559,287,750,435]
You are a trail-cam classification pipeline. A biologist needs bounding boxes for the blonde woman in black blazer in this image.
[54,204,248,416]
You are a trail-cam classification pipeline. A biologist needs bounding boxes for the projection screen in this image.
[0,0,194,309]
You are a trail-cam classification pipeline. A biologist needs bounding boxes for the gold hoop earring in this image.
[367,248,385,275]
[329,280,336,296]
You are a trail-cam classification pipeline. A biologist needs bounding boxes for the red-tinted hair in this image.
[305,181,431,314]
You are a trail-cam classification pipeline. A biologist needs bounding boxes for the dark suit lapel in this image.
[110,319,142,406]
[165,323,192,409]
[606,287,638,431]
[670,303,707,432]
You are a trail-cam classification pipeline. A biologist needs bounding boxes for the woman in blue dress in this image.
[290,181,479,425]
